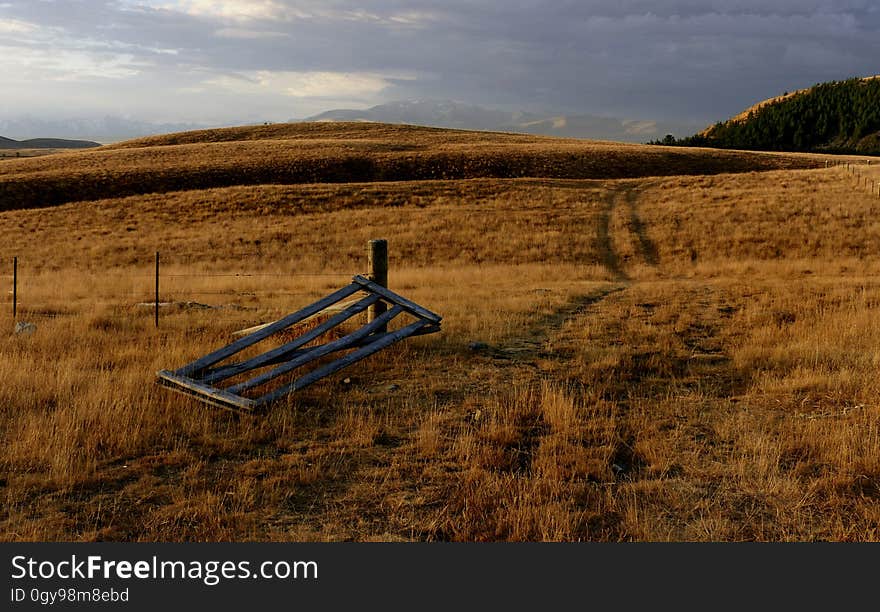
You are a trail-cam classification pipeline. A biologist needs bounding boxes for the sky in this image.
[1,0,879,126]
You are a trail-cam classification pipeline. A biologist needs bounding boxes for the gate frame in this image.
[157,274,441,412]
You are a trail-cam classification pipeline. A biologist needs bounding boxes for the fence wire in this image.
[3,259,361,326]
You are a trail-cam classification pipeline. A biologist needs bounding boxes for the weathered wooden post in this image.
[367,239,388,332]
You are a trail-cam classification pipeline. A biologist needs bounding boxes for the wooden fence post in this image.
[367,239,388,332]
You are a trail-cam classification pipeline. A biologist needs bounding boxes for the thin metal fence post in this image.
[12,256,17,321]
[155,251,160,328]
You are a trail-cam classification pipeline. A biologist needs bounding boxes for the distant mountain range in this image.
[1,101,704,145]
[300,100,703,143]
[0,135,100,150]
[0,117,207,144]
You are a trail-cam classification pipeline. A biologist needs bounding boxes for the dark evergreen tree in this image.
[649,78,880,155]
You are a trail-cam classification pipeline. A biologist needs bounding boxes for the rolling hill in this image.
[0,121,823,212]
[664,77,880,155]
[0,136,100,150]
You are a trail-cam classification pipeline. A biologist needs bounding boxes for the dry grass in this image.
[0,179,612,270]
[1,123,879,541]
[634,166,880,270]
[0,122,824,212]
[0,149,76,160]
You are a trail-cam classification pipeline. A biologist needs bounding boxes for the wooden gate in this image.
[157,274,441,412]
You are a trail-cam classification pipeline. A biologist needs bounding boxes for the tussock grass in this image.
[635,167,880,269]
[2,124,880,541]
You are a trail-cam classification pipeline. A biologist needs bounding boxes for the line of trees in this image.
[652,78,880,155]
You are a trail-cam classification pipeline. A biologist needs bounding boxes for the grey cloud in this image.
[0,0,878,125]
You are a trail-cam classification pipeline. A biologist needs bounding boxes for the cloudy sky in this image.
[1,0,878,126]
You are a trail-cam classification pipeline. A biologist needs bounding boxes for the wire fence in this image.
[3,161,878,325]
[832,158,880,198]
[2,254,363,327]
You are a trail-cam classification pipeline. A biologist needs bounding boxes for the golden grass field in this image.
[0,149,76,160]
[2,122,880,541]
[0,122,823,212]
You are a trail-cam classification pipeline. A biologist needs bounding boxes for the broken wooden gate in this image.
[157,274,441,412]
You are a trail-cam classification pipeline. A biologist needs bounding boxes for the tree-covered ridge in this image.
[654,78,880,155]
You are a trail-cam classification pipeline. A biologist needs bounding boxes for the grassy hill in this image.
[0,122,823,212]
[662,77,880,155]
[0,136,100,150]
[2,121,880,542]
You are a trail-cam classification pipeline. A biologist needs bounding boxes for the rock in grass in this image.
[468,341,489,351]
[14,321,36,336]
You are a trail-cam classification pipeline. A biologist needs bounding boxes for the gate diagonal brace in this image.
[156,275,441,413]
